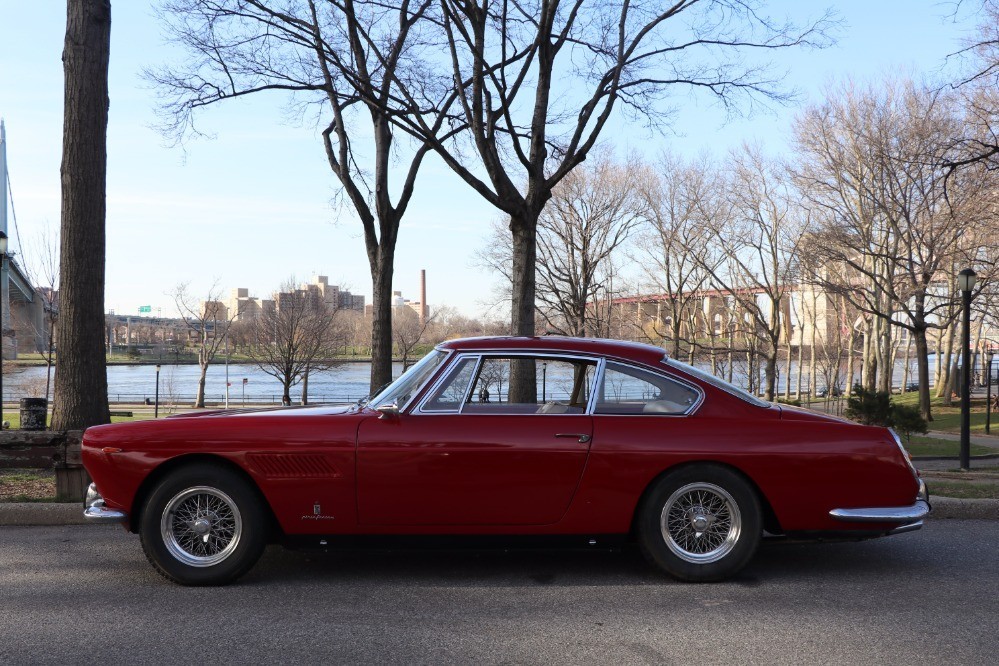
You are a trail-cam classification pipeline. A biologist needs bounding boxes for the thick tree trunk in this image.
[369,247,395,393]
[195,366,207,408]
[282,378,292,406]
[51,0,111,431]
[913,328,932,421]
[763,346,778,402]
[301,368,309,405]
[509,214,538,338]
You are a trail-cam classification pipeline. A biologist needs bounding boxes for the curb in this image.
[928,496,999,520]
[2,497,999,526]
[0,502,88,526]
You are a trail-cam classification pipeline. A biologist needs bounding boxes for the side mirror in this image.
[375,402,400,420]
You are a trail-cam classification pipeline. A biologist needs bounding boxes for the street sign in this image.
[138,305,152,313]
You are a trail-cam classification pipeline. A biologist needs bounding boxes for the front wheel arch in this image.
[130,453,279,539]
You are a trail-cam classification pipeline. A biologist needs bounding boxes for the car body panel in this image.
[82,336,923,541]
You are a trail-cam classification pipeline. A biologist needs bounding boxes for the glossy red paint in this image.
[82,336,922,540]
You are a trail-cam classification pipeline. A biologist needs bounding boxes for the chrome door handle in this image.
[555,433,591,443]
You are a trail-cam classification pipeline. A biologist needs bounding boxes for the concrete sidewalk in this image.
[926,430,999,450]
[2,497,996,526]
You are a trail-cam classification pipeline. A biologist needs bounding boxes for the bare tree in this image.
[246,282,345,405]
[51,0,111,430]
[699,144,803,401]
[794,78,996,419]
[634,153,719,358]
[23,224,60,405]
[173,282,237,408]
[389,0,835,346]
[149,0,456,394]
[392,305,431,369]
[478,155,641,337]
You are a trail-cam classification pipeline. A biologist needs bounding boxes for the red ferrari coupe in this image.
[82,336,929,585]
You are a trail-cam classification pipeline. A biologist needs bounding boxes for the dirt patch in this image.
[0,469,56,501]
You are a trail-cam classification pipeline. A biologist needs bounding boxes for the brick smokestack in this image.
[420,269,428,326]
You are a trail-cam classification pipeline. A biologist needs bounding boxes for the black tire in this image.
[139,463,267,586]
[637,465,762,582]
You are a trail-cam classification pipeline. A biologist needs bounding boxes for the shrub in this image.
[889,403,928,444]
[845,386,892,426]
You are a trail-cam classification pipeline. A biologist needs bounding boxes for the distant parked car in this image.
[904,382,920,392]
[815,386,842,398]
[82,336,929,585]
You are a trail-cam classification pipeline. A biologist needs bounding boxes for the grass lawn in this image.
[904,436,994,457]
[925,479,999,500]
[891,392,996,434]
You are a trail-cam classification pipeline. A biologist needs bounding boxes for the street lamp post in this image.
[987,351,994,435]
[0,231,7,425]
[958,268,977,470]
[154,364,161,418]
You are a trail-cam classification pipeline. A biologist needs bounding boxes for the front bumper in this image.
[829,479,931,525]
[83,483,129,524]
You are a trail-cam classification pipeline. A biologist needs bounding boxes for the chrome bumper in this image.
[83,483,129,524]
[829,480,931,525]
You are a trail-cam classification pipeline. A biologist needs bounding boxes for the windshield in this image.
[664,358,771,408]
[367,349,449,411]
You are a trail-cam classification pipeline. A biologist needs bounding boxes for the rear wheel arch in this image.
[631,461,783,537]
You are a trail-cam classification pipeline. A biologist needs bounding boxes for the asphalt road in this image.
[0,521,996,665]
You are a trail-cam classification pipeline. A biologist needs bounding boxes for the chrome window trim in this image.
[593,359,705,417]
[662,356,769,408]
[415,353,482,415]
[385,347,454,415]
[413,350,601,417]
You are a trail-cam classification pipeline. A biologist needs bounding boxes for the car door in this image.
[356,354,596,526]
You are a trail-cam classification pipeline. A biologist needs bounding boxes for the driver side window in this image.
[420,355,596,415]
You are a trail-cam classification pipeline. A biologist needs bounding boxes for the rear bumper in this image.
[83,483,129,524]
[829,479,930,525]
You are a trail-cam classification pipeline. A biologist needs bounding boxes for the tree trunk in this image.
[509,213,537,337]
[783,339,792,400]
[795,335,803,399]
[301,367,309,405]
[913,328,932,421]
[369,248,395,393]
[939,319,956,403]
[878,319,893,394]
[51,0,111,431]
[901,338,913,392]
[195,365,207,408]
[282,378,292,406]
[845,326,856,397]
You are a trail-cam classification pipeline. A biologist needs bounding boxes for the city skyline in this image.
[0,1,980,319]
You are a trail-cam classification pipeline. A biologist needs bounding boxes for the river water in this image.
[4,362,396,405]
[4,353,956,405]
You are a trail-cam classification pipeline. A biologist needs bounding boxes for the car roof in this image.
[437,336,669,365]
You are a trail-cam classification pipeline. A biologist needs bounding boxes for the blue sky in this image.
[0,1,980,318]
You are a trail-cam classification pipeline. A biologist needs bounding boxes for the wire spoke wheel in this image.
[161,486,243,568]
[660,482,742,564]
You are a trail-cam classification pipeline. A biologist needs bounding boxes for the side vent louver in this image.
[246,453,342,479]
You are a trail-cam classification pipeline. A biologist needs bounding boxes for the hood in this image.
[165,404,356,419]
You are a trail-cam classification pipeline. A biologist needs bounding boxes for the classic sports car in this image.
[82,336,929,585]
